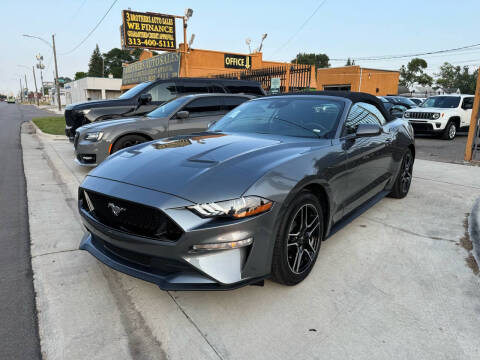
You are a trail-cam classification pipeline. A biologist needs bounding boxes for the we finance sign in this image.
[122,10,176,51]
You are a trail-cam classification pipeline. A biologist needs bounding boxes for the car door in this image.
[168,96,228,136]
[340,102,394,215]
[132,81,177,116]
[460,97,474,128]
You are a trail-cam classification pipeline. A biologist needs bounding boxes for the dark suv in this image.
[64,78,265,140]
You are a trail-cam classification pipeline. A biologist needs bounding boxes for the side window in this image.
[176,81,210,94]
[462,97,474,110]
[146,82,176,103]
[182,97,224,118]
[209,83,226,93]
[222,96,249,110]
[344,102,385,135]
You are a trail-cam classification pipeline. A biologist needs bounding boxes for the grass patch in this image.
[32,116,65,135]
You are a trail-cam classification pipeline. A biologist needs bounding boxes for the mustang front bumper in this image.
[78,176,277,290]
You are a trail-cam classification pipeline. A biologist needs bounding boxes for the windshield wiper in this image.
[273,116,322,139]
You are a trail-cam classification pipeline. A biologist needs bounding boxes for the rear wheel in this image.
[388,149,413,199]
[271,191,323,285]
[111,134,148,153]
[442,121,456,140]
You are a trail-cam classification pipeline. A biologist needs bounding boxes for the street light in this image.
[23,34,62,112]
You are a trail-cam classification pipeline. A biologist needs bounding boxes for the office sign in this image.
[122,52,181,85]
[224,54,251,69]
[122,10,176,51]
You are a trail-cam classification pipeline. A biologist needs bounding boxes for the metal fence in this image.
[210,64,313,93]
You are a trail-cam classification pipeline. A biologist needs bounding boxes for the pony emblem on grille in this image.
[107,202,126,216]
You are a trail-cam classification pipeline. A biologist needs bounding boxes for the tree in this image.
[88,44,104,77]
[345,58,355,66]
[75,71,87,80]
[436,62,478,93]
[399,58,433,88]
[102,48,143,78]
[291,53,330,69]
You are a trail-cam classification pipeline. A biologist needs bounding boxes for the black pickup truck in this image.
[65,77,265,140]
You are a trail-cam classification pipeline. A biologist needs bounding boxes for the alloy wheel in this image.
[400,152,413,194]
[122,139,142,149]
[448,123,456,139]
[286,204,321,274]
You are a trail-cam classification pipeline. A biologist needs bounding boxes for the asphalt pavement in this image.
[0,102,52,359]
[414,132,469,163]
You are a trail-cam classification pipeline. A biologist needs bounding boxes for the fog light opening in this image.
[191,238,253,252]
[435,122,441,128]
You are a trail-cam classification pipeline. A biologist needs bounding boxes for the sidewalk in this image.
[23,124,480,360]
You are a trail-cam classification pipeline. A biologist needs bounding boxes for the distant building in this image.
[316,66,399,96]
[64,77,122,105]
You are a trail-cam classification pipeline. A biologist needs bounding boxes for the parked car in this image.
[409,97,426,106]
[74,93,253,166]
[78,91,415,290]
[64,78,266,141]
[377,96,407,119]
[403,94,474,139]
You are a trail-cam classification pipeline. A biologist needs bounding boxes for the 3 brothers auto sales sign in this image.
[122,10,176,51]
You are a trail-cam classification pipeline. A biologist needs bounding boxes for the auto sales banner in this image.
[122,52,181,85]
[122,10,176,51]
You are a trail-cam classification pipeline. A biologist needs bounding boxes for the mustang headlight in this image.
[189,196,273,219]
[84,131,104,142]
[403,112,410,118]
[80,109,92,115]
[432,113,440,119]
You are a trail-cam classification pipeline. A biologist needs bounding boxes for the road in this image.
[415,132,469,163]
[0,102,51,359]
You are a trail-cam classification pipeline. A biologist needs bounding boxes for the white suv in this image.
[403,94,474,140]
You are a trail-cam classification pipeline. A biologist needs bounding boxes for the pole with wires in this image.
[32,66,39,106]
[52,34,61,112]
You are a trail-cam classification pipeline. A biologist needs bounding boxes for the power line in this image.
[272,0,328,56]
[61,0,118,55]
[330,42,480,61]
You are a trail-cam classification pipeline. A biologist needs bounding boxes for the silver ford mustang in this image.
[78,92,415,290]
[74,93,253,166]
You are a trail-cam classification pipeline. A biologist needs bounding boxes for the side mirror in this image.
[176,110,189,119]
[356,123,382,137]
[138,93,152,105]
[390,105,406,119]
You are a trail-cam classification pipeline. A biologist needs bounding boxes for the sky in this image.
[1,0,479,95]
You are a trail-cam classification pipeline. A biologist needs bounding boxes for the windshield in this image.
[118,82,152,99]
[147,96,190,118]
[421,96,460,108]
[209,97,344,139]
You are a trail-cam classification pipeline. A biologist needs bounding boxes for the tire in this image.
[111,134,148,153]
[388,149,414,199]
[442,121,457,140]
[271,191,324,285]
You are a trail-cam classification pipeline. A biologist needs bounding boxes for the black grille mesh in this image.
[80,189,183,241]
[408,112,435,120]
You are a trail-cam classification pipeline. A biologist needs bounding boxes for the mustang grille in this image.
[408,112,435,120]
[80,189,183,241]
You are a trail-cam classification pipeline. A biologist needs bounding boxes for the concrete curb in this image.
[469,197,480,269]
[30,120,67,141]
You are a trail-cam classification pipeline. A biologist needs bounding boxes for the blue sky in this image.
[1,0,479,95]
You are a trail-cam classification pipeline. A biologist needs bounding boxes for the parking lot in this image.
[415,132,470,164]
[22,108,480,359]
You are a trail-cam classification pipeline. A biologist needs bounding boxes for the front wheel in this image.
[442,121,456,140]
[271,191,323,285]
[111,134,147,153]
[388,149,413,199]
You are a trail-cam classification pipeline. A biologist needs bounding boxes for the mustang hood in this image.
[66,98,127,111]
[88,133,328,203]
[78,117,147,132]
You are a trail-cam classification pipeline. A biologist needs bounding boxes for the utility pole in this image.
[32,66,39,106]
[24,74,28,103]
[19,78,23,102]
[52,34,61,112]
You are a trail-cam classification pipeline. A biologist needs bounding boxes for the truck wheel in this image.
[442,121,456,140]
[111,134,148,153]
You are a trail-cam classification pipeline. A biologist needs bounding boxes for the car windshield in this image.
[209,97,344,139]
[147,96,190,118]
[421,96,460,108]
[388,96,416,106]
[118,82,152,99]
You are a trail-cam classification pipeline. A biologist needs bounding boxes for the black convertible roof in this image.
[280,91,392,121]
